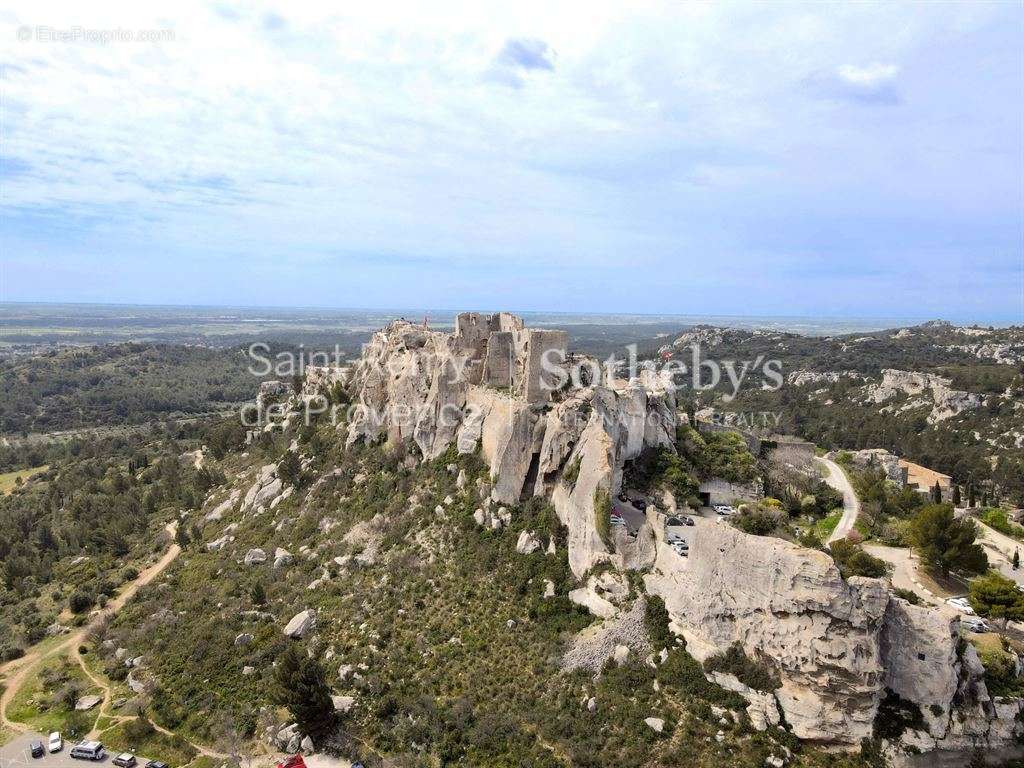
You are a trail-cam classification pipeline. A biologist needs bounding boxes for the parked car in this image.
[671,542,689,557]
[49,732,63,753]
[945,597,976,615]
[31,741,45,759]
[609,514,625,526]
[960,616,989,633]
[113,754,137,768]
[680,516,694,526]
[665,516,683,526]
[617,492,629,503]
[70,742,106,761]
[666,531,684,544]
[714,504,737,516]
[634,498,648,511]
[145,761,170,768]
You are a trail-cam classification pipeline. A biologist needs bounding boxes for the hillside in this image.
[656,322,1024,505]
[0,344,263,436]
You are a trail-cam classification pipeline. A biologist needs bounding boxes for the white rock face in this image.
[206,490,240,522]
[644,717,664,733]
[345,314,678,579]
[864,369,983,424]
[243,465,281,511]
[646,520,889,744]
[645,519,1024,751]
[283,609,316,639]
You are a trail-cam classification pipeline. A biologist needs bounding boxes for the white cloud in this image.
[0,0,1020,315]
[837,63,899,87]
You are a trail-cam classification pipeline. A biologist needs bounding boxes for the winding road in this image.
[0,522,183,738]
[814,456,860,544]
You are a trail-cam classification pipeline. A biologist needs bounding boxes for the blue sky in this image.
[1,1,1022,323]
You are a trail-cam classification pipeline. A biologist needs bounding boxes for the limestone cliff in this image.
[644,519,1024,754]
[341,313,1023,760]
[346,315,676,579]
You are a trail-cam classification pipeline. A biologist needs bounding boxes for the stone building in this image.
[455,311,567,403]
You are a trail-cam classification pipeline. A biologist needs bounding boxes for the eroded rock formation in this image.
[340,312,1023,760]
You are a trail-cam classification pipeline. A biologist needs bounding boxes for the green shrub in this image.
[733,511,778,536]
[829,539,888,579]
[703,642,781,692]
[68,590,94,614]
[563,457,582,487]
[644,596,673,651]
[873,689,924,740]
[893,587,922,605]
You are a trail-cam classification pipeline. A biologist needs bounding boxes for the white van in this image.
[70,742,106,761]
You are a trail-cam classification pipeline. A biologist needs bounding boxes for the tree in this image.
[174,524,190,549]
[931,482,942,504]
[952,484,961,506]
[908,504,987,578]
[272,645,338,741]
[251,581,267,606]
[1015,550,1021,571]
[278,451,302,488]
[969,572,1024,628]
[968,483,976,508]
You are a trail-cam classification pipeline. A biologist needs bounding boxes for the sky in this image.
[1,1,1022,323]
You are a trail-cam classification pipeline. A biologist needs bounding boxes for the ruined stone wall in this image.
[522,329,568,403]
[483,331,515,388]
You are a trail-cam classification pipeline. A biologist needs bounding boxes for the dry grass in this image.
[0,465,48,494]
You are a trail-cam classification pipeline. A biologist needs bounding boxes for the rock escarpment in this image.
[863,369,983,424]
[345,314,676,578]
[644,520,1024,754]
[340,313,1023,759]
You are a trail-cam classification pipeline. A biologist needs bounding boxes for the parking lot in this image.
[0,733,154,768]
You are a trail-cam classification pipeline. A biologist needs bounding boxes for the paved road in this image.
[815,457,860,544]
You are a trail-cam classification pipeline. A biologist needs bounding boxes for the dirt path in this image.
[814,456,860,544]
[0,522,181,734]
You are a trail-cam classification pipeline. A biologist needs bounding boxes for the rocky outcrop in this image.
[787,370,863,387]
[842,448,906,486]
[346,315,677,579]
[645,520,889,744]
[337,311,1023,758]
[645,519,1024,753]
[864,370,983,424]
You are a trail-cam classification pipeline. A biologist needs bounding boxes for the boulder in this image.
[284,609,316,639]
[516,531,541,555]
[331,694,355,713]
[244,548,267,565]
[274,548,294,568]
[75,695,102,711]
[644,717,664,733]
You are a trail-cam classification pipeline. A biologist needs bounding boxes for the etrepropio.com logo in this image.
[17,25,175,44]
